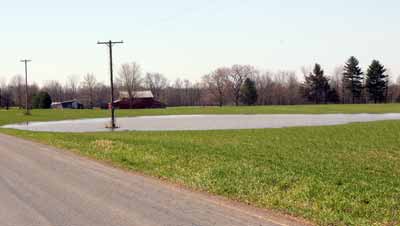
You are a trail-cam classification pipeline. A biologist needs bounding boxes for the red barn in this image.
[113,91,166,109]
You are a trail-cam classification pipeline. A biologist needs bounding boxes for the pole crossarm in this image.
[97,41,124,46]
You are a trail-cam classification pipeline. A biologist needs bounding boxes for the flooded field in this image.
[3,114,400,132]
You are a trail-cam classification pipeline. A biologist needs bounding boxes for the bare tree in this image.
[285,72,302,105]
[202,67,230,106]
[28,83,39,108]
[144,72,168,100]
[65,75,79,100]
[168,78,183,106]
[118,62,142,107]
[254,71,273,105]
[273,71,287,105]
[183,79,191,106]
[42,80,64,103]
[387,75,400,102]
[0,77,4,107]
[189,81,203,106]
[254,70,303,105]
[229,65,256,106]
[0,79,12,109]
[0,77,6,108]
[94,82,110,108]
[331,66,345,103]
[10,75,24,108]
[81,73,97,108]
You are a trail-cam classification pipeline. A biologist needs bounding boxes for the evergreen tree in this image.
[327,87,340,103]
[32,91,52,109]
[366,60,388,103]
[32,94,40,109]
[240,78,258,105]
[302,64,330,104]
[40,92,52,109]
[343,56,364,103]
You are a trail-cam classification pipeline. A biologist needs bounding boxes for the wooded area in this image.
[0,56,398,109]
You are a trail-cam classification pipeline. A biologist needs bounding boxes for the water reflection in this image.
[2,114,400,133]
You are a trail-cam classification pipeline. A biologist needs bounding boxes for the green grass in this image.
[2,103,400,126]
[1,105,400,225]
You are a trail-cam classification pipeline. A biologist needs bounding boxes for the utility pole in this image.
[21,59,31,115]
[97,40,123,129]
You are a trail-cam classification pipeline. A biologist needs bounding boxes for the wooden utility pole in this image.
[21,59,31,115]
[97,40,123,129]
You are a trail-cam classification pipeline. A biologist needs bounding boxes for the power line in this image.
[140,0,228,33]
[97,40,123,129]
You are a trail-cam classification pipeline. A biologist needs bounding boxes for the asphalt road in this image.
[4,113,400,132]
[0,133,307,226]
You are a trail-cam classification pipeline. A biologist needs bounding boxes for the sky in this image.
[0,0,399,85]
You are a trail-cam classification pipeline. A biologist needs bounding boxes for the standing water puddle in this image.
[2,114,400,132]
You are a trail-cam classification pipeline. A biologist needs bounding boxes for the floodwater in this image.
[2,114,400,132]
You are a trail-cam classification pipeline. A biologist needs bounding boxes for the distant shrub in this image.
[32,92,52,109]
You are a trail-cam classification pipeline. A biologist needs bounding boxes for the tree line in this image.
[301,57,390,104]
[0,56,398,109]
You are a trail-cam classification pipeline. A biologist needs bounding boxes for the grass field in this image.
[1,105,400,226]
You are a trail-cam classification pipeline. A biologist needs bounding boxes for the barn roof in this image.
[51,99,81,105]
[119,91,154,99]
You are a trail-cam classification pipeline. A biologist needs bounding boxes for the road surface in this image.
[0,133,307,226]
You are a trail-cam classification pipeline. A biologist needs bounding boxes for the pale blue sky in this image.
[1,0,399,85]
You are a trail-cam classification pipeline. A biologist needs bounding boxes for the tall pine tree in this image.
[343,56,363,103]
[240,78,258,105]
[366,60,388,103]
[302,64,330,104]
